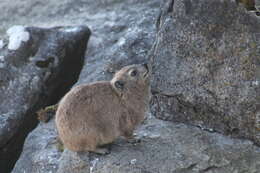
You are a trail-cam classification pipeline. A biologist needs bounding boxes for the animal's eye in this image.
[130,70,137,77]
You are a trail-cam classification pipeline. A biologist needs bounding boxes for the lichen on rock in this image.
[6,25,30,50]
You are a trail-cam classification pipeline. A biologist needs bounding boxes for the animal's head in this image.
[111,63,150,97]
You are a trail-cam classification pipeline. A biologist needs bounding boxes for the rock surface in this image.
[5,0,260,172]
[0,25,90,172]
[11,120,61,173]
[255,0,260,10]
[151,0,260,144]
[0,0,160,78]
[12,116,260,173]
[10,0,160,172]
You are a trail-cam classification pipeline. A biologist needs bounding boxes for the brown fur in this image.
[55,64,150,153]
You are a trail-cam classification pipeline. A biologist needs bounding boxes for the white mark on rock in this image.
[0,56,4,61]
[90,158,99,173]
[130,159,137,165]
[0,63,4,68]
[117,37,126,46]
[208,128,214,132]
[0,40,4,49]
[149,133,161,138]
[6,25,30,50]
[142,132,148,137]
[63,27,79,33]
[252,80,259,86]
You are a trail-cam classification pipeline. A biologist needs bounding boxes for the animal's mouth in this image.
[142,63,149,78]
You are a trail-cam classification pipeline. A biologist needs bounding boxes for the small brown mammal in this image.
[55,63,150,154]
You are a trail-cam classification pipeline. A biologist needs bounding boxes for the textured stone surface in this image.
[11,120,61,173]
[91,117,260,173]
[12,116,260,173]
[57,150,90,173]
[150,0,260,144]
[8,0,260,173]
[11,0,160,172]
[75,0,160,84]
[256,0,260,11]
[0,0,160,79]
[0,25,90,172]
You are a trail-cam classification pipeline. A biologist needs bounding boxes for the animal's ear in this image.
[114,80,125,91]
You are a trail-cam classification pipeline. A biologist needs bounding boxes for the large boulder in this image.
[256,0,260,11]
[75,0,161,84]
[8,0,260,172]
[10,0,161,172]
[12,116,260,173]
[0,0,160,78]
[0,25,90,172]
[150,0,260,144]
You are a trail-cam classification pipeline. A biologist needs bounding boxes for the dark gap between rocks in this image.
[0,38,86,173]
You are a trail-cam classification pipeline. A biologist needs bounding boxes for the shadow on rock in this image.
[0,25,91,173]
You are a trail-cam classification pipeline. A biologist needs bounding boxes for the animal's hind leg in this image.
[87,143,110,155]
[89,141,111,155]
[83,134,110,155]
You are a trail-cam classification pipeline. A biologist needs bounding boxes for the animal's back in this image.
[55,63,150,153]
[55,81,122,151]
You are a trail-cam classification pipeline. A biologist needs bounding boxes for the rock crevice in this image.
[151,0,260,145]
[0,26,90,173]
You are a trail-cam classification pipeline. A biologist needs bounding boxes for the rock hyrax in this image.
[55,63,150,154]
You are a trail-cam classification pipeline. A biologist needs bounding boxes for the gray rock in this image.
[75,0,161,85]
[0,25,90,172]
[57,150,90,173]
[91,116,260,173]
[12,116,260,173]
[11,120,61,173]
[9,0,260,173]
[256,0,260,11]
[0,0,161,85]
[150,0,260,144]
[11,0,161,172]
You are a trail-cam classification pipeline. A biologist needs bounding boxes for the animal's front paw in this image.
[93,147,110,155]
[127,138,141,144]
